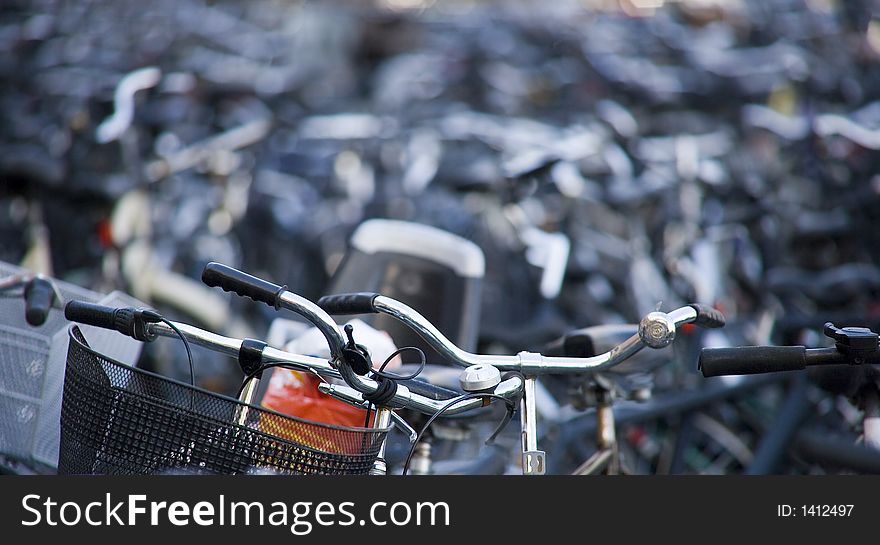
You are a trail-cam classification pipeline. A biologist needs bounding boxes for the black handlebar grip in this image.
[24,277,56,326]
[64,300,118,330]
[699,346,807,377]
[689,304,726,328]
[65,301,153,341]
[317,293,380,315]
[202,262,285,309]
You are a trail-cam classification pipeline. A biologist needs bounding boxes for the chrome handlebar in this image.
[145,286,711,417]
[199,262,718,384]
[372,295,700,374]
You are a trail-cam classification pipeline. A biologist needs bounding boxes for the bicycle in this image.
[60,260,724,475]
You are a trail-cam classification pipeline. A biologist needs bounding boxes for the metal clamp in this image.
[523,450,546,476]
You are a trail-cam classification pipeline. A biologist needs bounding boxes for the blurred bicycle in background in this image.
[2,0,880,474]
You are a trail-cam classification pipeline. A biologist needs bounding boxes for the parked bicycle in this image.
[61,261,724,475]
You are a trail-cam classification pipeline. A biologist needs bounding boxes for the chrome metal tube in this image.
[373,296,501,367]
[370,408,393,475]
[147,321,242,358]
[520,377,545,475]
[235,377,261,421]
[668,305,698,328]
[514,332,644,374]
[278,291,347,360]
[521,378,538,452]
[147,321,368,389]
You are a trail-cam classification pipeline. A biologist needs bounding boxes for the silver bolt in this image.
[639,311,676,348]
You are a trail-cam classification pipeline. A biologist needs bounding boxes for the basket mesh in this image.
[59,327,388,475]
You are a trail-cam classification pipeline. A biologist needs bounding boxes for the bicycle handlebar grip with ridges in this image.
[65,300,117,330]
[698,346,806,377]
[65,302,161,341]
[689,304,726,328]
[202,262,285,309]
[65,299,145,338]
[317,293,380,315]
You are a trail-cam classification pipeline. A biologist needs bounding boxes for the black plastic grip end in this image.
[317,293,380,315]
[64,300,117,330]
[689,304,726,329]
[698,346,807,377]
[24,277,55,326]
[202,262,285,309]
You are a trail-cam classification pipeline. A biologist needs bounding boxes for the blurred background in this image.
[3,0,880,473]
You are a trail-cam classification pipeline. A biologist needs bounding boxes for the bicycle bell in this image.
[459,364,502,392]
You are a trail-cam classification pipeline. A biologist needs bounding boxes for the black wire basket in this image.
[58,326,389,475]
